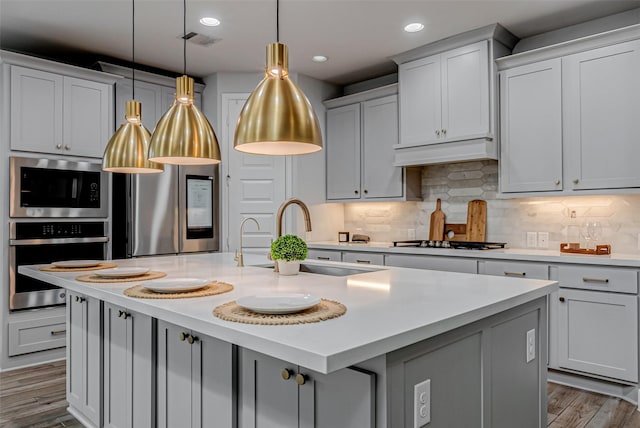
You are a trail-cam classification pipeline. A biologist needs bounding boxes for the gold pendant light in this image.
[148,0,221,165]
[233,0,322,155]
[103,0,162,174]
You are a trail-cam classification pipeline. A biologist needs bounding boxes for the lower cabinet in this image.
[306,249,342,262]
[103,303,155,428]
[384,253,477,273]
[556,288,638,383]
[239,348,376,428]
[342,251,384,266]
[156,320,234,428]
[67,291,102,428]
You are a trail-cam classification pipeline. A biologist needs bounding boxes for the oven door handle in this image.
[9,236,109,246]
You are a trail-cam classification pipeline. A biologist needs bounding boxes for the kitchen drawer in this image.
[8,315,66,356]
[307,249,342,262]
[343,252,384,266]
[556,264,638,294]
[478,260,549,279]
[384,254,477,274]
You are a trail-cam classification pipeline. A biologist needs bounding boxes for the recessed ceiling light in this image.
[404,23,424,33]
[312,55,328,63]
[200,17,221,27]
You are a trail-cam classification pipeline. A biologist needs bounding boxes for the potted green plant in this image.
[270,234,308,275]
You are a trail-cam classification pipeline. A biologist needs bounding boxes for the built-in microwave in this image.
[10,156,108,218]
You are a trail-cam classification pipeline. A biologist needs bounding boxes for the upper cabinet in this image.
[6,53,118,158]
[392,24,517,167]
[324,84,421,202]
[498,26,640,196]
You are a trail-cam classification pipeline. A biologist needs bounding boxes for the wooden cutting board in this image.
[466,199,487,242]
[429,199,446,241]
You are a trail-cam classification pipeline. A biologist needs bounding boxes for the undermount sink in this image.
[255,263,383,277]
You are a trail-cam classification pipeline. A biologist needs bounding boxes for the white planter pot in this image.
[278,260,300,276]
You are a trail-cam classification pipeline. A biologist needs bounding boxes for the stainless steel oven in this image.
[10,156,107,218]
[9,221,108,311]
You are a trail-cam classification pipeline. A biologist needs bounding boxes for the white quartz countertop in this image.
[308,241,640,267]
[20,253,556,374]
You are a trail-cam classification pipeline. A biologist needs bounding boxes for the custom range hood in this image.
[391,24,517,167]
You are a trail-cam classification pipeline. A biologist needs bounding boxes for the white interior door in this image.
[222,94,286,253]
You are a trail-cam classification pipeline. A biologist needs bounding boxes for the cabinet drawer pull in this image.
[187,335,198,345]
[74,296,85,303]
[363,190,368,194]
[317,256,331,261]
[554,179,561,185]
[582,277,609,284]
[50,329,66,336]
[504,271,526,277]
[559,297,565,302]
[56,144,62,149]
[281,368,294,380]
[179,332,188,341]
[573,179,579,185]
[354,190,359,195]
[356,260,371,264]
[296,373,308,386]
[65,145,71,150]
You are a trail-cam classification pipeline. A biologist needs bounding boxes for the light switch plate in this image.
[538,232,549,249]
[526,232,537,248]
[526,329,536,363]
[414,379,431,427]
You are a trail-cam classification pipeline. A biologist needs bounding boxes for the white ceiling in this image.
[1,0,639,85]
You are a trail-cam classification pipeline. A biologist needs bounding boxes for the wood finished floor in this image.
[2,361,640,427]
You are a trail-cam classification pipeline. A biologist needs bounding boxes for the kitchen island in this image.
[21,252,557,428]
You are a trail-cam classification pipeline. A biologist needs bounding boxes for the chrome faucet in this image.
[235,217,260,267]
[273,198,312,272]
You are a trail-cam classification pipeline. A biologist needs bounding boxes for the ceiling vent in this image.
[178,32,221,47]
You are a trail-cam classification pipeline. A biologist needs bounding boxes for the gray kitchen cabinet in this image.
[557,288,638,383]
[7,314,66,356]
[103,303,155,428]
[342,251,384,266]
[156,320,234,428]
[306,249,342,262]
[239,348,375,428]
[10,65,112,158]
[67,292,102,428]
[325,85,420,202]
[384,253,477,274]
[398,40,490,147]
[497,28,640,195]
[478,260,549,280]
[499,58,563,193]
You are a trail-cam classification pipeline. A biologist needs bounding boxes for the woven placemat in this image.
[123,281,233,299]
[40,262,118,272]
[75,271,167,283]
[213,299,347,325]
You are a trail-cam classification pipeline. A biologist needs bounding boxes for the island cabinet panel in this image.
[384,254,477,274]
[239,349,376,428]
[67,292,102,428]
[388,297,546,428]
[103,303,155,428]
[156,320,234,428]
[557,288,638,383]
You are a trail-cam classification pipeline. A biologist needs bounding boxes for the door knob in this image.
[363,190,368,194]
[435,130,440,136]
[281,368,294,380]
[354,190,359,195]
[441,129,446,135]
[573,179,579,184]
[554,179,560,185]
[296,373,308,385]
[65,145,71,150]
[187,334,198,345]
[559,297,565,302]
[179,332,188,341]
[56,144,62,149]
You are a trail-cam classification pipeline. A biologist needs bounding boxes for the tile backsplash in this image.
[342,160,640,253]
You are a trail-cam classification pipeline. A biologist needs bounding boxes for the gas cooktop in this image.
[392,240,507,250]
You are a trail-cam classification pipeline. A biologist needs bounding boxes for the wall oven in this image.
[9,221,108,311]
[10,156,107,218]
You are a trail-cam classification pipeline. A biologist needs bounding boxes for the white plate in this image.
[94,267,150,278]
[236,293,321,314]
[51,260,103,268]
[143,278,210,294]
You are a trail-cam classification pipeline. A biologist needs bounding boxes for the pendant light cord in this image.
[276,0,279,42]
[183,0,187,75]
[131,0,135,100]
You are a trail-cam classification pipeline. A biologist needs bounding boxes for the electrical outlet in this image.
[414,379,431,427]
[538,232,549,249]
[408,229,416,240]
[526,329,536,363]
[526,232,537,248]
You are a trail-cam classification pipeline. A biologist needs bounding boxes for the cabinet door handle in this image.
[354,190,359,195]
[65,145,71,150]
[363,190,368,194]
[281,368,294,380]
[74,296,85,303]
[559,297,565,302]
[317,256,330,260]
[554,179,561,185]
[50,329,66,336]
[179,332,188,341]
[582,277,609,284]
[56,144,62,149]
[296,373,308,385]
[504,271,526,277]
[187,335,199,345]
[356,260,371,264]
[573,179,579,184]
[118,310,130,319]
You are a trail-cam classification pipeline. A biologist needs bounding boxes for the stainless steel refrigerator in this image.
[112,165,219,258]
